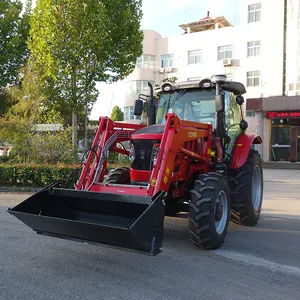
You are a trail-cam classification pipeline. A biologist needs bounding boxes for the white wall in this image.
[122,0,286,134]
[154,0,284,100]
[286,0,299,96]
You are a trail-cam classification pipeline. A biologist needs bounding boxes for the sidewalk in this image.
[263,161,300,170]
[263,169,300,183]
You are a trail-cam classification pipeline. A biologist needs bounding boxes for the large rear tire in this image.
[103,167,130,184]
[188,172,231,250]
[228,149,263,226]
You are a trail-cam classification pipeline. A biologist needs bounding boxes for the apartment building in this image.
[122,0,300,163]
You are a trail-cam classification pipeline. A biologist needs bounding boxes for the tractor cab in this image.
[132,75,248,170]
[155,86,216,126]
[134,75,247,132]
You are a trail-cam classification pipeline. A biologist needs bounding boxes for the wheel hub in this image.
[214,191,229,235]
[252,165,262,211]
[215,202,223,222]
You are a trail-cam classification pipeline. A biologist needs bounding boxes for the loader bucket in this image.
[7,184,166,256]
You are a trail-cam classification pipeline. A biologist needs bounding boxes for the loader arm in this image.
[148,113,212,195]
[76,117,145,191]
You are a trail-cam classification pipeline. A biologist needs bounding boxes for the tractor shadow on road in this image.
[162,211,300,260]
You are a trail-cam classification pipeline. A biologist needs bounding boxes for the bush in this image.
[0,163,81,188]
[1,125,79,164]
[0,159,129,188]
[27,127,78,164]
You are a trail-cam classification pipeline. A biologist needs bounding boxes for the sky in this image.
[20,0,241,120]
[91,0,240,120]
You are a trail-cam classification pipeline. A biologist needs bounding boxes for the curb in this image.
[263,164,300,170]
[0,187,42,193]
[264,180,300,183]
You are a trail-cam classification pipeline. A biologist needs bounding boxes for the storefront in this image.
[246,96,300,163]
[267,111,300,162]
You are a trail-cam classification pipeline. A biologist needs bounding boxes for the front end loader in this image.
[8,74,263,256]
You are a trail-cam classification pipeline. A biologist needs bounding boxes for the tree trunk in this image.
[84,110,88,150]
[72,110,77,148]
[71,64,77,149]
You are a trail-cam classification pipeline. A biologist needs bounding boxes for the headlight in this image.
[129,144,135,163]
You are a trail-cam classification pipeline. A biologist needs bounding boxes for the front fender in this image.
[229,133,262,169]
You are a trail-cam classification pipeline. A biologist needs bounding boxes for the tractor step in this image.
[7,185,165,256]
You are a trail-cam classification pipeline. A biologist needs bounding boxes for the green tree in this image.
[28,0,143,147]
[0,0,31,86]
[110,105,124,121]
[0,0,32,115]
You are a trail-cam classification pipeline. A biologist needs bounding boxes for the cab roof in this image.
[155,79,246,96]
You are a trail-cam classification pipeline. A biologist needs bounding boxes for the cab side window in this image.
[224,92,242,129]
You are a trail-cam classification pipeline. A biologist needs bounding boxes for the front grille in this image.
[130,139,160,171]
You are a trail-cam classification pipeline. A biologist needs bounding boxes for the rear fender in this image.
[229,133,262,169]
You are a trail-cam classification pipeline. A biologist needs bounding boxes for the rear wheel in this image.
[188,172,230,250]
[228,149,263,226]
[103,167,130,184]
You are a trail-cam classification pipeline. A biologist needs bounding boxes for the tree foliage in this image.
[110,105,124,121]
[28,0,143,142]
[0,0,32,87]
[26,127,78,164]
[0,0,32,116]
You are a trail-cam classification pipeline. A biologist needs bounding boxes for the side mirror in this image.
[240,120,248,131]
[134,99,143,116]
[215,93,225,113]
[236,95,244,106]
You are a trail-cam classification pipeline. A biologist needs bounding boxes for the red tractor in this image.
[8,74,263,256]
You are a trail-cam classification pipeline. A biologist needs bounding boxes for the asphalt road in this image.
[1,169,300,300]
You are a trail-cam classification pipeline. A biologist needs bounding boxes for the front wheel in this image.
[228,149,263,226]
[188,172,231,250]
[103,167,130,184]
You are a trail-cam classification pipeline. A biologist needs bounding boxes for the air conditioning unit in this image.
[223,58,232,66]
[165,67,173,73]
[159,68,165,74]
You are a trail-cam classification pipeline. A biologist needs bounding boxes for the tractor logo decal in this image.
[151,179,156,186]
[188,132,197,138]
[165,167,170,176]
[163,175,168,184]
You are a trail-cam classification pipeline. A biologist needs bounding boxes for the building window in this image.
[136,55,155,69]
[188,49,202,64]
[248,3,261,23]
[136,80,155,95]
[124,106,141,120]
[161,54,174,68]
[246,111,255,117]
[247,71,260,87]
[124,80,154,96]
[247,41,261,57]
[217,45,233,61]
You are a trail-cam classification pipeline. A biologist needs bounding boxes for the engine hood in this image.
[131,124,165,141]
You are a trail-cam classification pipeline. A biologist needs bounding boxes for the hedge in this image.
[0,163,81,188]
[0,162,127,188]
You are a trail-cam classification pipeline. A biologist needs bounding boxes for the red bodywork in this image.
[76,113,262,198]
[76,113,213,198]
[230,133,262,169]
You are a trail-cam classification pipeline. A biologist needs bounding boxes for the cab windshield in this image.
[156,88,216,125]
